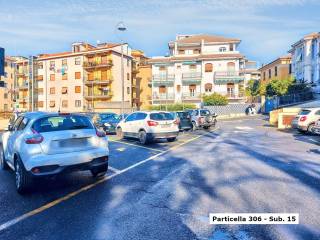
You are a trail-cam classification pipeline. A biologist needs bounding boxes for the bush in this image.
[203,93,228,106]
[149,103,196,111]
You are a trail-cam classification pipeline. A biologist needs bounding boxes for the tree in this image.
[203,93,228,106]
[265,77,293,96]
[245,80,260,97]
[149,103,196,111]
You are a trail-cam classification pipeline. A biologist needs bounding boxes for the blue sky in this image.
[0,0,319,65]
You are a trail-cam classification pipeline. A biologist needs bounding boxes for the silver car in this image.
[0,112,109,193]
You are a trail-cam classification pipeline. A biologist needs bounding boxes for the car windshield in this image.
[99,113,118,120]
[33,115,94,133]
[299,110,311,115]
[150,112,174,121]
[177,112,190,118]
[200,110,210,116]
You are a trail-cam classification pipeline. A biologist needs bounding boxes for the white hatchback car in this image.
[0,112,109,193]
[291,108,320,133]
[116,111,179,144]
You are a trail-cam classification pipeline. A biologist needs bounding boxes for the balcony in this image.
[16,71,28,77]
[152,93,175,100]
[182,72,202,85]
[152,74,175,86]
[182,92,202,99]
[84,91,113,99]
[84,76,113,86]
[83,60,113,70]
[16,82,29,90]
[218,91,245,99]
[214,71,244,84]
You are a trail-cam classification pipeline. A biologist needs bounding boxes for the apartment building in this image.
[289,32,320,93]
[149,34,248,106]
[243,60,260,82]
[36,42,132,113]
[259,54,292,83]
[131,50,152,110]
[0,57,16,111]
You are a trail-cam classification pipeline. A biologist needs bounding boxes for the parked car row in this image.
[291,107,320,134]
[0,109,217,193]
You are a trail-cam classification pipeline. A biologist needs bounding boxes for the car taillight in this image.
[300,116,307,122]
[96,129,106,137]
[173,119,180,125]
[25,129,44,144]
[147,120,158,127]
[198,117,204,124]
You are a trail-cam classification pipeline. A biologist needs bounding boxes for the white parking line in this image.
[109,139,165,153]
[0,127,219,233]
[108,166,120,173]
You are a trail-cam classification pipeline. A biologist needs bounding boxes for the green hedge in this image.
[149,103,197,111]
[203,93,228,106]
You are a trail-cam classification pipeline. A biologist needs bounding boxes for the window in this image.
[62,59,67,66]
[62,73,68,80]
[189,84,196,96]
[268,69,271,78]
[13,117,23,131]
[32,115,93,133]
[205,63,213,72]
[205,83,212,92]
[49,101,55,108]
[127,87,130,94]
[159,85,166,94]
[178,49,185,54]
[4,93,8,99]
[75,100,81,107]
[150,113,174,121]
[193,49,200,54]
[75,86,81,93]
[37,88,44,95]
[227,62,235,71]
[50,88,55,94]
[159,66,166,71]
[38,101,44,108]
[62,100,68,108]
[127,73,130,80]
[136,113,147,120]
[219,47,226,52]
[62,87,68,94]
[289,64,292,74]
[125,113,138,122]
[275,66,278,77]
[75,57,81,65]
[127,59,130,67]
[50,61,55,69]
[38,62,43,69]
[189,64,197,71]
[50,74,55,81]
[230,44,234,51]
[75,72,81,79]
[176,85,181,92]
[263,72,266,81]
[37,75,43,81]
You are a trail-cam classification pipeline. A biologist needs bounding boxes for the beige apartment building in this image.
[36,42,132,113]
[131,50,152,110]
[259,54,292,83]
[0,57,16,111]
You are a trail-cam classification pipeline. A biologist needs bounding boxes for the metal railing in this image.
[84,76,113,84]
[214,71,241,77]
[182,92,201,98]
[152,74,175,81]
[182,72,202,79]
[153,93,175,100]
[84,91,113,98]
[83,60,113,68]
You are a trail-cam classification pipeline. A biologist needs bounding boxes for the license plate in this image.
[161,124,171,128]
[58,138,88,147]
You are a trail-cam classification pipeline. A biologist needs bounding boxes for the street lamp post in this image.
[116,22,127,115]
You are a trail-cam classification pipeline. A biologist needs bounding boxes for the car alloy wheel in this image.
[308,123,315,134]
[15,161,22,190]
[139,131,147,145]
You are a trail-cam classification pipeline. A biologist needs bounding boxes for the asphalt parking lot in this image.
[0,116,320,240]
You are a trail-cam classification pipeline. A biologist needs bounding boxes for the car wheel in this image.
[116,127,124,139]
[15,157,32,194]
[0,145,9,170]
[139,130,148,145]
[307,123,315,134]
[167,137,176,142]
[91,163,108,178]
[203,126,209,130]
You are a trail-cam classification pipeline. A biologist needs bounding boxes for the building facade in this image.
[131,50,152,110]
[259,54,292,83]
[289,32,320,93]
[36,42,132,113]
[0,57,16,111]
[149,34,248,106]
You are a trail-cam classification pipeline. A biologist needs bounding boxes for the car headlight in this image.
[104,123,111,127]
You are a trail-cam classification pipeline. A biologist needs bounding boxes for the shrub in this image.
[203,93,228,106]
[149,103,196,111]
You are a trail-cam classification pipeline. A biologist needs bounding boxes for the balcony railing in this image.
[152,93,175,100]
[152,74,175,86]
[83,60,113,69]
[182,92,202,99]
[17,71,28,77]
[182,72,202,79]
[17,82,29,89]
[84,91,113,99]
[84,76,113,85]
[214,71,244,84]
[218,92,245,99]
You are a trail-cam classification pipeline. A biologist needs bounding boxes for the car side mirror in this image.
[5,125,12,131]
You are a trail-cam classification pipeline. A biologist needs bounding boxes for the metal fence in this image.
[278,91,314,107]
[205,103,261,116]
